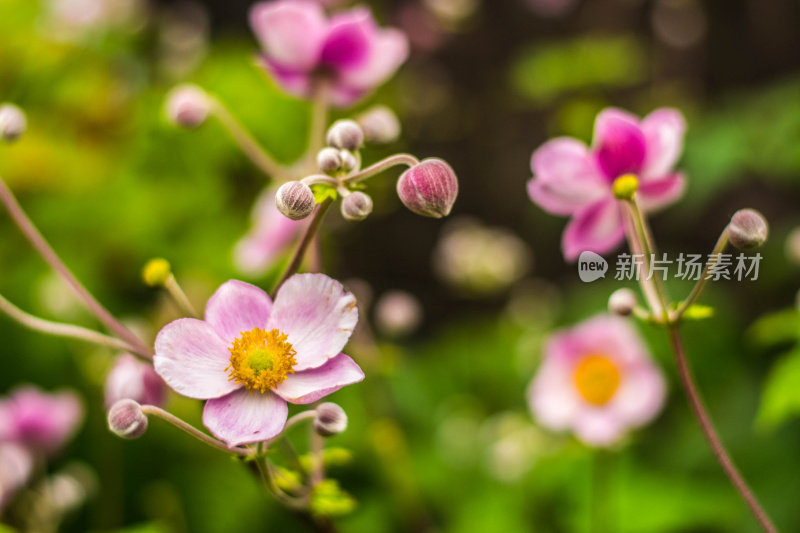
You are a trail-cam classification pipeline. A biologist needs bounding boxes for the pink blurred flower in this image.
[527,108,686,261]
[105,354,167,408]
[0,443,33,510]
[0,387,83,456]
[249,0,409,107]
[233,187,305,276]
[527,315,666,447]
[153,275,364,446]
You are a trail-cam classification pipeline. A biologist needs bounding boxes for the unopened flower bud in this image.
[142,258,171,287]
[314,403,348,437]
[317,147,342,174]
[0,104,27,142]
[326,119,364,151]
[107,399,148,439]
[785,227,800,266]
[608,288,637,316]
[375,290,423,337]
[357,105,401,144]
[612,174,639,200]
[341,192,373,222]
[339,150,357,172]
[165,84,210,128]
[728,208,768,250]
[397,158,458,218]
[276,181,315,220]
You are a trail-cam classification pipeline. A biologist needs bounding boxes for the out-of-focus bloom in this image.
[433,217,532,295]
[652,0,707,50]
[356,105,401,144]
[527,108,686,261]
[234,187,305,276]
[397,158,459,218]
[374,290,423,337]
[0,387,83,456]
[527,315,666,447]
[0,443,33,510]
[165,84,211,128]
[249,0,409,107]
[0,104,27,142]
[785,226,800,267]
[43,0,145,40]
[153,275,364,446]
[105,354,166,408]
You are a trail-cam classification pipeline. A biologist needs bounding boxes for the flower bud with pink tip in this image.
[396,158,458,218]
[165,84,211,128]
[314,402,348,437]
[0,104,26,142]
[728,208,768,250]
[276,181,316,220]
[107,399,148,439]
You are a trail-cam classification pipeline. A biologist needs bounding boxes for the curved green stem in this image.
[342,154,419,185]
[672,230,729,322]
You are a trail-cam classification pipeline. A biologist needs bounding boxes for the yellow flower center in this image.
[573,354,621,405]
[226,328,297,393]
[612,173,639,200]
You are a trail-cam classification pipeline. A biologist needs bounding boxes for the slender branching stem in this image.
[672,230,729,322]
[209,97,288,179]
[140,405,251,457]
[0,177,151,358]
[271,198,333,297]
[342,154,419,185]
[163,274,198,318]
[620,203,663,318]
[666,327,778,533]
[627,198,670,322]
[309,424,324,488]
[0,292,138,354]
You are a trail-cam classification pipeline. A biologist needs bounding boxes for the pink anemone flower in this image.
[153,274,364,447]
[250,0,409,107]
[527,315,666,447]
[0,386,83,456]
[527,108,686,261]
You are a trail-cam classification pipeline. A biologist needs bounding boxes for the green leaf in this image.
[746,308,800,348]
[682,304,715,321]
[757,348,800,430]
[311,183,337,204]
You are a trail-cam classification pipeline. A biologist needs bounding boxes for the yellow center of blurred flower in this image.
[612,173,639,200]
[227,328,297,393]
[573,354,621,405]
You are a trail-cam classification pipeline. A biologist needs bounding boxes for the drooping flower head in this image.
[153,274,364,446]
[0,387,84,456]
[249,0,409,107]
[527,108,686,261]
[527,315,666,447]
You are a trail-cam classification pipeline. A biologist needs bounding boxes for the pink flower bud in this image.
[339,150,357,172]
[728,208,768,250]
[357,105,401,144]
[314,403,348,437]
[374,290,422,337]
[107,399,148,439]
[276,181,315,220]
[608,288,637,316]
[396,158,458,218]
[326,119,364,151]
[341,192,373,222]
[0,104,27,142]
[105,354,166,408]
[165,84,210,128]
[317,147,342,174]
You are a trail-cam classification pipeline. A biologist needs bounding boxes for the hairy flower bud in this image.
[326,119,364,151]
[340,192,373,221]
[142,258,171,287]
[728,208,768,250]
[317,147,342,174]
[608,288,637,316]
[276,181,315,220]
[339,150,357,172]
[107,400,148,439]
[165,84,210,128]
[397,158,458,218]
[314,403,348,437]
[357,105,401,144]
[0,104,27,142]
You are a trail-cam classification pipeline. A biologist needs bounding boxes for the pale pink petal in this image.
[528,362,581,431]
[561,200,625,261]
[593,108,646,181]
[555,315,650,367]
[337,28,409,90]
[249,0,327,71]
[260,57,314,98]
[104,354,166,408]
[274,353,364,404]
[573,408,626,446]
[203,389,288,446]
[205,280,272,344]
[0,443,32,509]
[609,363,666,427]
[3,387,83,455]
[320,7,373,70]
[154,319,239,400]
[641,108,686,179]
[528,138,608,215]
[637,173,685,212]
[267,274,358,371]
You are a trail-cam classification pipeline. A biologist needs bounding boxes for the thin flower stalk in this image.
[139,405,252,457]
[343,154,420,185]
[163,274,198,318]
[672,231,729,321]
